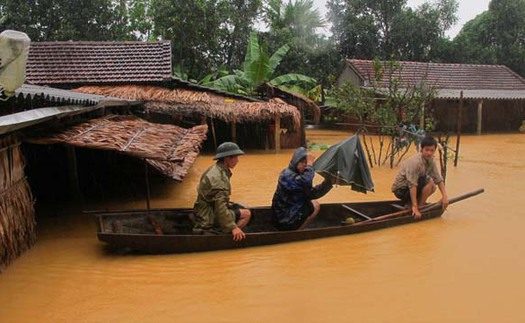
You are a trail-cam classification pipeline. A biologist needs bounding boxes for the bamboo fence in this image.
[0,136,36,271]
[74,85,301,131]
[31,115,208,181]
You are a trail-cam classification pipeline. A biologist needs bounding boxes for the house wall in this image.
[336,65,363,87]
[432,99,525,133]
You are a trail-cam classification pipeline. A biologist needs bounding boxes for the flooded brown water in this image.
[1,130,524,322]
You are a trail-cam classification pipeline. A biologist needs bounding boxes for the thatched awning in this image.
[30,115,207,181]
[259,83,321,124]
[74,85,301,130]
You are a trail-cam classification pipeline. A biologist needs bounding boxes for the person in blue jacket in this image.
[272,147,333,231]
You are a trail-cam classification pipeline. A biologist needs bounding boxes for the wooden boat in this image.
[95,189,483,254]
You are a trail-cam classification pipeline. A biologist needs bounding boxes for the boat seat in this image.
[390,203,406,211]
[341,204,372,220]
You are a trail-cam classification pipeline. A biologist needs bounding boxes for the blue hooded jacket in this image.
[271,147,333,229]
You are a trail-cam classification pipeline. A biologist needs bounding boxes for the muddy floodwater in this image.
[0,130,524,322]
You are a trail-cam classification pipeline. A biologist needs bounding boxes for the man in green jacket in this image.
[193,142,251,241]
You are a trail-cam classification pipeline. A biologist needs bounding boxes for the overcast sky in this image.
[313,0,492,38]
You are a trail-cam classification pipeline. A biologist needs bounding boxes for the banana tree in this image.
[204,32,317,96]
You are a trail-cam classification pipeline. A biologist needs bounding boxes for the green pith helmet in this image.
[214,142,245,160]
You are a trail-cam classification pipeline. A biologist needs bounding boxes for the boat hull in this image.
[95,200,444,254]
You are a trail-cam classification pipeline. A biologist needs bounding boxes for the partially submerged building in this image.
[26,41,314,150]
[337,59,525,133]
[0,83,209,270]
[1,39,316,269]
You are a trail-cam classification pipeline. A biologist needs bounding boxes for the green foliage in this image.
[308,142,329,151]
[331,59,436,134]
[263,0,325,45]
[450,0,525,77]
[0,0,133,41]
[209,31,317,97]
[327,0,458,61]
[261,0,340,89]
[150,0,261,79]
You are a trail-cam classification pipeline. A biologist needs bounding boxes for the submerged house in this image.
[0,82,212,269]
[26,41,314,150]
[337,59,525,133]
[0,40,210,270]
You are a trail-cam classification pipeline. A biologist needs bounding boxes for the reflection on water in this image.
[0,130,524,322]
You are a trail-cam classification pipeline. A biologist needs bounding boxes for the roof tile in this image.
[26,41,172,85]
[349,59,525,91]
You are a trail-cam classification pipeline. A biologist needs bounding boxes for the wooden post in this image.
[144,160,151,211]
[454,91,463,167]
[210,118,217,148]
[299,108,306,147]
[275,115,281,153]
[231,122,237,143]
[477,100,483,135]
[66,146,82,202]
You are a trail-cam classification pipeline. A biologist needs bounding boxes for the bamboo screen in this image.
[0,136,36,271]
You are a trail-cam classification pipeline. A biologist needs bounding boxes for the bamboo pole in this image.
[274,115,281,153]
[351,188,484,225]
[454,91,463,167]
[360,129,374,168]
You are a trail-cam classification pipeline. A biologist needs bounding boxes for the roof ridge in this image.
[346,59,525,91]
[31,41,171,45]
[499,65,525,86]
[349,58,516,69]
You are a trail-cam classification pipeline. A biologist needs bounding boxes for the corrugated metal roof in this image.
[374,87,525,100]
[435,89,525,100]
[15,84,129,105]
[0,105,100,135]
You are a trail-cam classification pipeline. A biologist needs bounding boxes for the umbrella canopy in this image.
[313,135,374,193]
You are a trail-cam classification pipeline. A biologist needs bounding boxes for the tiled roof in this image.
[348,59,525,91]
[26,41,172,85]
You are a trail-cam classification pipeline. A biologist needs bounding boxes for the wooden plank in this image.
[341,204,372,220]
[390,203,405,211]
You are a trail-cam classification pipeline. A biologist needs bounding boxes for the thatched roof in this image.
[31,115,207,181]
[259,83,321,124]
[74,85,301,130]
